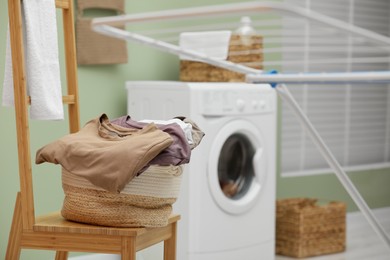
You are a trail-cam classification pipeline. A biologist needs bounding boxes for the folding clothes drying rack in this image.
[91,1,390,249]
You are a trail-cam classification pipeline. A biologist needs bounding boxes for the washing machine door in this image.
[208,119,267,215]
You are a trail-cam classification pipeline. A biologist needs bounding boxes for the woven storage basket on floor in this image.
[276,198,346,258]
[180,34,263,82]
[61,165,183,228]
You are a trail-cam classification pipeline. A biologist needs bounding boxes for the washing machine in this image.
[126,81,277,260]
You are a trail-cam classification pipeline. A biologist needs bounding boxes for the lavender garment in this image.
[111,116,191,167]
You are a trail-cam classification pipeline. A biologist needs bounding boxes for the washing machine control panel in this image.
[201,89,274,116]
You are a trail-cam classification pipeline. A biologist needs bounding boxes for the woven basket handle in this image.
[77,0,125,16]
[297,198,317,208]
[277,198,318,218]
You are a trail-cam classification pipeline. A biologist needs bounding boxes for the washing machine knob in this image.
[252,100,259,109]
[259,99,266,109]
[236,99,246,111]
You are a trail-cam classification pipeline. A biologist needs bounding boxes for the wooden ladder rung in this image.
[27,95,76,105]
[55,0,69,9]
[62,95,75,104]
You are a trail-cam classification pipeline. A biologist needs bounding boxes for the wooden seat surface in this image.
[34,212,180,236]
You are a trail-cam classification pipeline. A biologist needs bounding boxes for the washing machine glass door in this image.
[208,119,267,215]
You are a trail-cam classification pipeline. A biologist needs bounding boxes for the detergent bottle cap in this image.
[235,16,256,36]
[234,16,257,46]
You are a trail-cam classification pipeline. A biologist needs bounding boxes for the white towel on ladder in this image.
[2,0,64,120]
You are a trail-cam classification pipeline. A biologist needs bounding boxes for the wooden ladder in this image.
[5,0,179,259]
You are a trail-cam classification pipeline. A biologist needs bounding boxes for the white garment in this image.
[179,30,231,62]
[140,118,194,145]
[2,0,64,120]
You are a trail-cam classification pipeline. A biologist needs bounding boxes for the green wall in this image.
[0,0,389,259]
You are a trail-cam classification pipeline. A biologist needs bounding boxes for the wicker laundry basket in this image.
[180,34,263,82]
[276,198,346,258]
[61,165,183,228]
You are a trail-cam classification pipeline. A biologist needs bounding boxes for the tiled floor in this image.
[276,207,390,260]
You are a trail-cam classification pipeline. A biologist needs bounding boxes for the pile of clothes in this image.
[35,113,204,227]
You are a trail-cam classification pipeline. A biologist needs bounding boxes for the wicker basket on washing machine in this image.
[180,34,263,82]
[61,165,183,228]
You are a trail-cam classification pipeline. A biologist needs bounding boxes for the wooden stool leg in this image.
[6,193,23,260]
[164,222,177,260]
[121,237,136,260]
[55,251,69,260]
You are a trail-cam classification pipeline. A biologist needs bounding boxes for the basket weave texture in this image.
[61,165,183,228]
[76,0,128,65]
[180,34,263,82]
[276,198,346,258]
